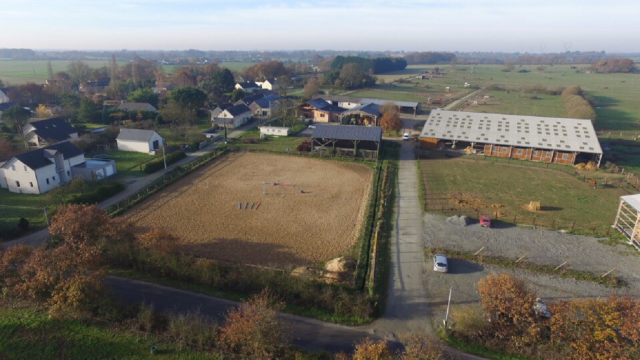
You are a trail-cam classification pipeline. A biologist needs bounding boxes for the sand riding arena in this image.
[126,152,373,267]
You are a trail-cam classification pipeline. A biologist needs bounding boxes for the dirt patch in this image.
[126,152,373,267]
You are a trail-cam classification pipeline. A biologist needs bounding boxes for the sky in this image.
[1,0,639,53]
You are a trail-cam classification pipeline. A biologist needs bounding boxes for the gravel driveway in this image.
[423,213,640,327]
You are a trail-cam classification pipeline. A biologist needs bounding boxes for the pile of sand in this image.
[446,215,471,227]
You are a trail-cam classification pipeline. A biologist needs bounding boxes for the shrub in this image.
[167,310,218,350]
[17,217,29,232]
[143,150,186,174]
[69,182,125,205]
[400,334,445,360]
[353,338,393,360]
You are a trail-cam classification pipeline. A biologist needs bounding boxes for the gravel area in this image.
[423,213,640,326]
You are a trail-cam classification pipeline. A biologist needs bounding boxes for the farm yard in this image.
[419,157,629,234]
[126,152,373,267]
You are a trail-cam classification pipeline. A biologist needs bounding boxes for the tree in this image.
[170,87,207,114]
[137,229,179,257]
[127,88,159,108]
[1,105,31,134]
[0,137,16,160]
[380,103,402,133]
[35,104,50,118]
[219,289,289,358]
[502,62,515,72]
[339,63,365,89]
[67,61,92,85]
[162,100,196,126]
[353,339,393,360]
[76,98,99,123]
[47,61,54,80]
[276,75,293,97]
[303,77,320,99]
[231,88,245,102]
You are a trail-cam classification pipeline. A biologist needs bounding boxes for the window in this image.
[67,171,70,176]
[46,178,50,185]
[533,150,539,156]
[516,149,523,155]
[24,166,27,172]
[501,147,508,153]
[11,165,16,171]
[562,153,569,160]
[320,113,325,117]
[15,181,20,188]
[52,176,56,181]
[30,182,33,187]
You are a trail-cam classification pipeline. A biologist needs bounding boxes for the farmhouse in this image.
[259,126,290,137]
[255,79,278,91]
[235,82,261,93]
[214,104,252,128]
[311,125,382,159]
[23,118,79,147]
[300,99,345,123]
[249,94,279,116]
[117,102,157,112]
[614,195,640,250]
[419,110,603,167]
[116,129,164,153]
[0,141,116,194]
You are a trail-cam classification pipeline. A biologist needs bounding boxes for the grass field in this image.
[0,189,49,235]
[0,305,211,359]
[0,60,119,85]
[126,152,373,267]
[419,157,628,232]
[464,89,566,118]
[162,61,255,74]
[93,150,157,178]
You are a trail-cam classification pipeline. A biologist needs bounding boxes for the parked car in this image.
[308,125,316,129]
[433,254,448,273]
[480,216,491,228]
[403,133,410,141]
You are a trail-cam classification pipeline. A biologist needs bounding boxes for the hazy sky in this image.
[1,0,638,52]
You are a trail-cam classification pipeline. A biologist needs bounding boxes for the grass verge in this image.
[437,329,534,360]
[426,247,625,287]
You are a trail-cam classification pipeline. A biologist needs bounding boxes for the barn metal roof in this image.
[420,110,602,154]
[312,125,382,142]
[360,98,420,108]
[117,128,160,142]
[621,194,640,212]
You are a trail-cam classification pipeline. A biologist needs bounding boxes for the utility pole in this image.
[444,287,452,328]
[43,207,50,226]
[163,145,167,170]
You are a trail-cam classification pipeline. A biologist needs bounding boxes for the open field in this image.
[463,89,565,118]
[419,157,628,232]
[126,152,373,267]
[0,60,118,84]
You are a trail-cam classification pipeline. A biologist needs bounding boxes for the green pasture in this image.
[162,61,255,74]
[0,60,116,84]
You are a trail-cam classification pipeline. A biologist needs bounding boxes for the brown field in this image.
[126,152,373,267]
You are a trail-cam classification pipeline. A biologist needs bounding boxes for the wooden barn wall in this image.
[419,137,438,149]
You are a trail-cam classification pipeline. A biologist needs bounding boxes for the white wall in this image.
[339,101,359,109]
[2,159,42,194]
[219,110,251,128]
[117,140,151,153]
[148,132,164,150]
[0,90,9,103]
[260,127,290,137]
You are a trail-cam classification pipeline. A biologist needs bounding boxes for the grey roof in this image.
[10,141,83,170]
[343,103,381,117]
[117,102,156,112]
[306,98,329,109]
[238,93,265,105]
[312,125,382,142]
[117,128,160,142]
[237,82,260,89]
[0,102,18,111]
[621,194,640,212]
[225,104,251,117]
[420,110,603,154]
[315,95,362,103]
[360,98,420,108]
[27,118,77,142]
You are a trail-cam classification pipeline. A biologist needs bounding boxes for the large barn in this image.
[419,110,603,167]
[311,125,382,159]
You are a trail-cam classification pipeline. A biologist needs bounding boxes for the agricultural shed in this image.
[419,110,603,167]
[311,125,382,159]
[614,194,640,250]
[116,129,164,154]
[360,98,420,116]
[340,103,381,126]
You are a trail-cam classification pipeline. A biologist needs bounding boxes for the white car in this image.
[403,133,410,141]
[308,125,316,129]
[433,254,448,273]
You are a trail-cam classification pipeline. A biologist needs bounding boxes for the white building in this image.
[213,104,252,129]
[0,141,115,194]
[256,79,279,91]
[614,194,640,250]
[116,129,164,154]
[23,118,79,147]
[259,126,290,137]
[0,88,10,103]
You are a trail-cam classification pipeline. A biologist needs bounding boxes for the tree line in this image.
[330,56,407,74]
[590,58,635,73]
[561,85,597,122]
[404,52,457,65]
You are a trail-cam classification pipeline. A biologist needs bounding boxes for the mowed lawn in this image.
[420,158,628,232]
[0,306,211,359]
[0,189,49,234]
[96,150,157,177]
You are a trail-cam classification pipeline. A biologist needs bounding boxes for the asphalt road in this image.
[106,276,401,354]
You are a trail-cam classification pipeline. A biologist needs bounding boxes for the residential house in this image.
[213,104,252,128]
[235,82,261,93]
[210,104,233,121]
[116,129,164,153]
[23,118,79,148]
[79,77,110,93]
[235,93,265,107]
[256,79,279,91]
[0,88,10,103]
[300,99,345,123]
[117,102,157,113]
[249,94,279,117]
[0,141,116,194]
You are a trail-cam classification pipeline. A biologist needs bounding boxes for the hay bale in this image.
[584,161,597,171]
[528,201,541,211]
[446,215,470,227]
[574,163,586,169]
[325,257,356,273]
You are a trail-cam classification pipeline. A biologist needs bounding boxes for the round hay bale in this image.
[325,256,356,273]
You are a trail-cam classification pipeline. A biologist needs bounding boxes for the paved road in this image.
[2,123,257,250]
[106,276,401,354]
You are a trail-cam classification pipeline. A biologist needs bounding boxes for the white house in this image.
[213,104,252,129]
[0,88,10,103]
[0,141,115,194]
[256,79,279,91]
[234,82,261,93]
[259,126,290,137]
[23,118,79,147]
[116,129,164,154]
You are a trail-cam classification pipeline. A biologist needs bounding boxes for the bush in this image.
[143,151,186,174]
[69,182,125,205]
[353,338,393,360]
[17,218,29,232]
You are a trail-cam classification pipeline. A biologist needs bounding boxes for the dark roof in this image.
[239,93,265,105]
[343,103,381,117]
[117,128,160,142]
[28,118,77,142]
[237,82,259,89]
[317,103,346,114]
[252,95,279,109]
[12,141,83,170]
[117,102,156,112]
[311,125,382,142]
[306,98,329,109]
[225,104,251,117]
[314,95,362,103]
[0,102,18,111]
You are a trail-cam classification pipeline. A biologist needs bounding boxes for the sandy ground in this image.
[423,213,640,328]
[126,152,373,267]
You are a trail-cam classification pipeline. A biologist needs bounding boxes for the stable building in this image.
[311,125,382,159]
[419,110,603,167]
[614,195,640,250]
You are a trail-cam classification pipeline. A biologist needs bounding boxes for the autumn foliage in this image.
[379,103,402,133]
[591,57,635,73]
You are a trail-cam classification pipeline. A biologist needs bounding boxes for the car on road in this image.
[433,254,448,272]
[480,216,491,228]
[308,124,316,129]
[403,133,410,141]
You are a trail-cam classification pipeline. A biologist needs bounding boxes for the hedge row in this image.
[70,182,126,205]
[143,151,186,174]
